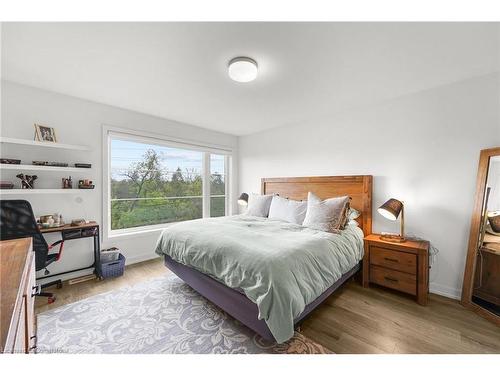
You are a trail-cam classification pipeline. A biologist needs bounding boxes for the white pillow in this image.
[303,192,350,233]
[246,193,274,217]
[268,195,307,225]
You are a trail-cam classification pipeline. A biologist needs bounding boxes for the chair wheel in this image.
[48,296,56,304]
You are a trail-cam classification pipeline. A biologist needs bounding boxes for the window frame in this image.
[102,125,233,240]
[207,153,229,218]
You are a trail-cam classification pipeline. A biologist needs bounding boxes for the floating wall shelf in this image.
[0,164,92,173]
[0,137,90,151]
[0,189,94,195]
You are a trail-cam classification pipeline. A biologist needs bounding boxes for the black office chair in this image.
[0,199,64,303]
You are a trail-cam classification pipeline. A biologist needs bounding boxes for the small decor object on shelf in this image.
[32,160,49,166]
[48,162,69,167]
[33,161,69,167]
[0,158,21,164]
[74,163,92,168]
[62,176,73,189]
[78,179,95,189]
[39,214,55,228]
[0,181,14,189]
[38,213,65,228]
[34,124,57,142]
[71,219,86,226]
[52,213,64,227]
[16,173,37,189]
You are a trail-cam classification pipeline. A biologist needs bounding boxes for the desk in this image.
[38,221,101,280]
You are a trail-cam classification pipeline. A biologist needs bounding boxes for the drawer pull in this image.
[384,257,399,263]
[384,276,399,283]
[31,285,41,297]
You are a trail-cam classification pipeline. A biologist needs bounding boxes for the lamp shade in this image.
[238,193,249,206]
[378,198,403,221]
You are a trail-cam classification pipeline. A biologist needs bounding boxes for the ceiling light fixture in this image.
[228,57,258,83]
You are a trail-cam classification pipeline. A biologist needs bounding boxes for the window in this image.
[105,130,231,236]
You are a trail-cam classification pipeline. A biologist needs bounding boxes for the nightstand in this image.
[362,234,430,305]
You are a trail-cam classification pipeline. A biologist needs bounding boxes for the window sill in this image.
[107,222,177,240]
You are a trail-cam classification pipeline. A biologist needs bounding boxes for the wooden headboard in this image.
[261,175,373,236]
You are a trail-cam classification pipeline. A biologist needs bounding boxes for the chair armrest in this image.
[48,240,65,261]
[48,239,64,248]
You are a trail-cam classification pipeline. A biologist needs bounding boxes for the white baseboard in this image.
[124,252,160,265]
[430,282,461,300]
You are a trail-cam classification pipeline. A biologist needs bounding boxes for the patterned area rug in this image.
[37,275,331,354]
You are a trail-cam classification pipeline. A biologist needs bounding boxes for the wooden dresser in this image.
[1,238,37,353]
[363,234,430,305]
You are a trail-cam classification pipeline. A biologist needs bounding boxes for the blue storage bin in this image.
[100,253,126,279]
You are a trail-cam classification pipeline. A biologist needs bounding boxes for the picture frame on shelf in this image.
[34,124,57,143]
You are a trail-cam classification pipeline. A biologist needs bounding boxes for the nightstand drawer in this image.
[369,265,417,295]
[370,246,417,274]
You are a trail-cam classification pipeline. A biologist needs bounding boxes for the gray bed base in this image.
[164,255,361,342]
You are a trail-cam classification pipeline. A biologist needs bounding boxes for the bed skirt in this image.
[164,255,361,342]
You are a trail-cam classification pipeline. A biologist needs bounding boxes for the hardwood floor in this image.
[35,258,500,353]
[302,280,500,353]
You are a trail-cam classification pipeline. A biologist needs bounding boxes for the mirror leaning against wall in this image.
[462,147,500,324]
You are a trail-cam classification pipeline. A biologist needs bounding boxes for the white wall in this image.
[0,80,238,282]
[238,73,500,299]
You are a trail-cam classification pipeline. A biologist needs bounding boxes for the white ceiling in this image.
[2,22,499,136]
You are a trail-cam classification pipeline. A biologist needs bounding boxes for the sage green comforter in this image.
[154,215,364,343]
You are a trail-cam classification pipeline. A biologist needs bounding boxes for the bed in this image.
[155,175,373,343]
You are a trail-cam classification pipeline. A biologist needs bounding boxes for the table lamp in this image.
[238,193,249,206]
[378,198,406,242]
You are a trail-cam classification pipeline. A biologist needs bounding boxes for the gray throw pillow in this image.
[303,192,350,233]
